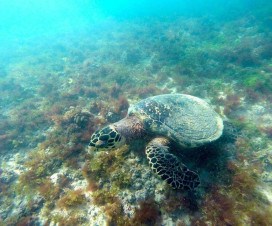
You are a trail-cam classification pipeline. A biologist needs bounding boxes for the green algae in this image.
[243,74,262,87]
[57,189,86,209]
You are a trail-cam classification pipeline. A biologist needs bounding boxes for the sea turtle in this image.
[89,94,223,190]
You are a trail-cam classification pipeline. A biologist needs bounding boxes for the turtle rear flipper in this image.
[145,138,200,190]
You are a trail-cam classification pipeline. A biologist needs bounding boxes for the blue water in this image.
[0,0,270,41]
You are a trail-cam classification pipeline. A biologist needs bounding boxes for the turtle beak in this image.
[95,140,107,148]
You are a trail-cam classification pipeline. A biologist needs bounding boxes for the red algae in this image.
[38,179,61,202]
[223,93,242,116]
[131,199,162,225]
[259,126,272,138]
[133,85,162,99]
[113,95,129,116]
[110,83,122,98]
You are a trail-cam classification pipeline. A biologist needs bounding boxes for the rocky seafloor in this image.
[0,13,272,225]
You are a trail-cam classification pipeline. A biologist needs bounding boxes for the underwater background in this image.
[0,0,272,225]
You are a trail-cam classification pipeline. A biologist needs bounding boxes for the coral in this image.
[73,111,92,128]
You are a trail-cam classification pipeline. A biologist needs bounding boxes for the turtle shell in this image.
[128,94,223,148]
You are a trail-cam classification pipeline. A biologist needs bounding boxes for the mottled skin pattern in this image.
[89,125,123,149]
[145,137,200,190]
[89,94,223,190]
[89,116,145,149]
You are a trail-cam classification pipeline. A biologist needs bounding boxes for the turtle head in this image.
[89,125,125,149]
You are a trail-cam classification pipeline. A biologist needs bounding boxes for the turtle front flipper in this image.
[145,138,200,190]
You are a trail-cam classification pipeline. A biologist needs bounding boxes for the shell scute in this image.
[128,94,223,147]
